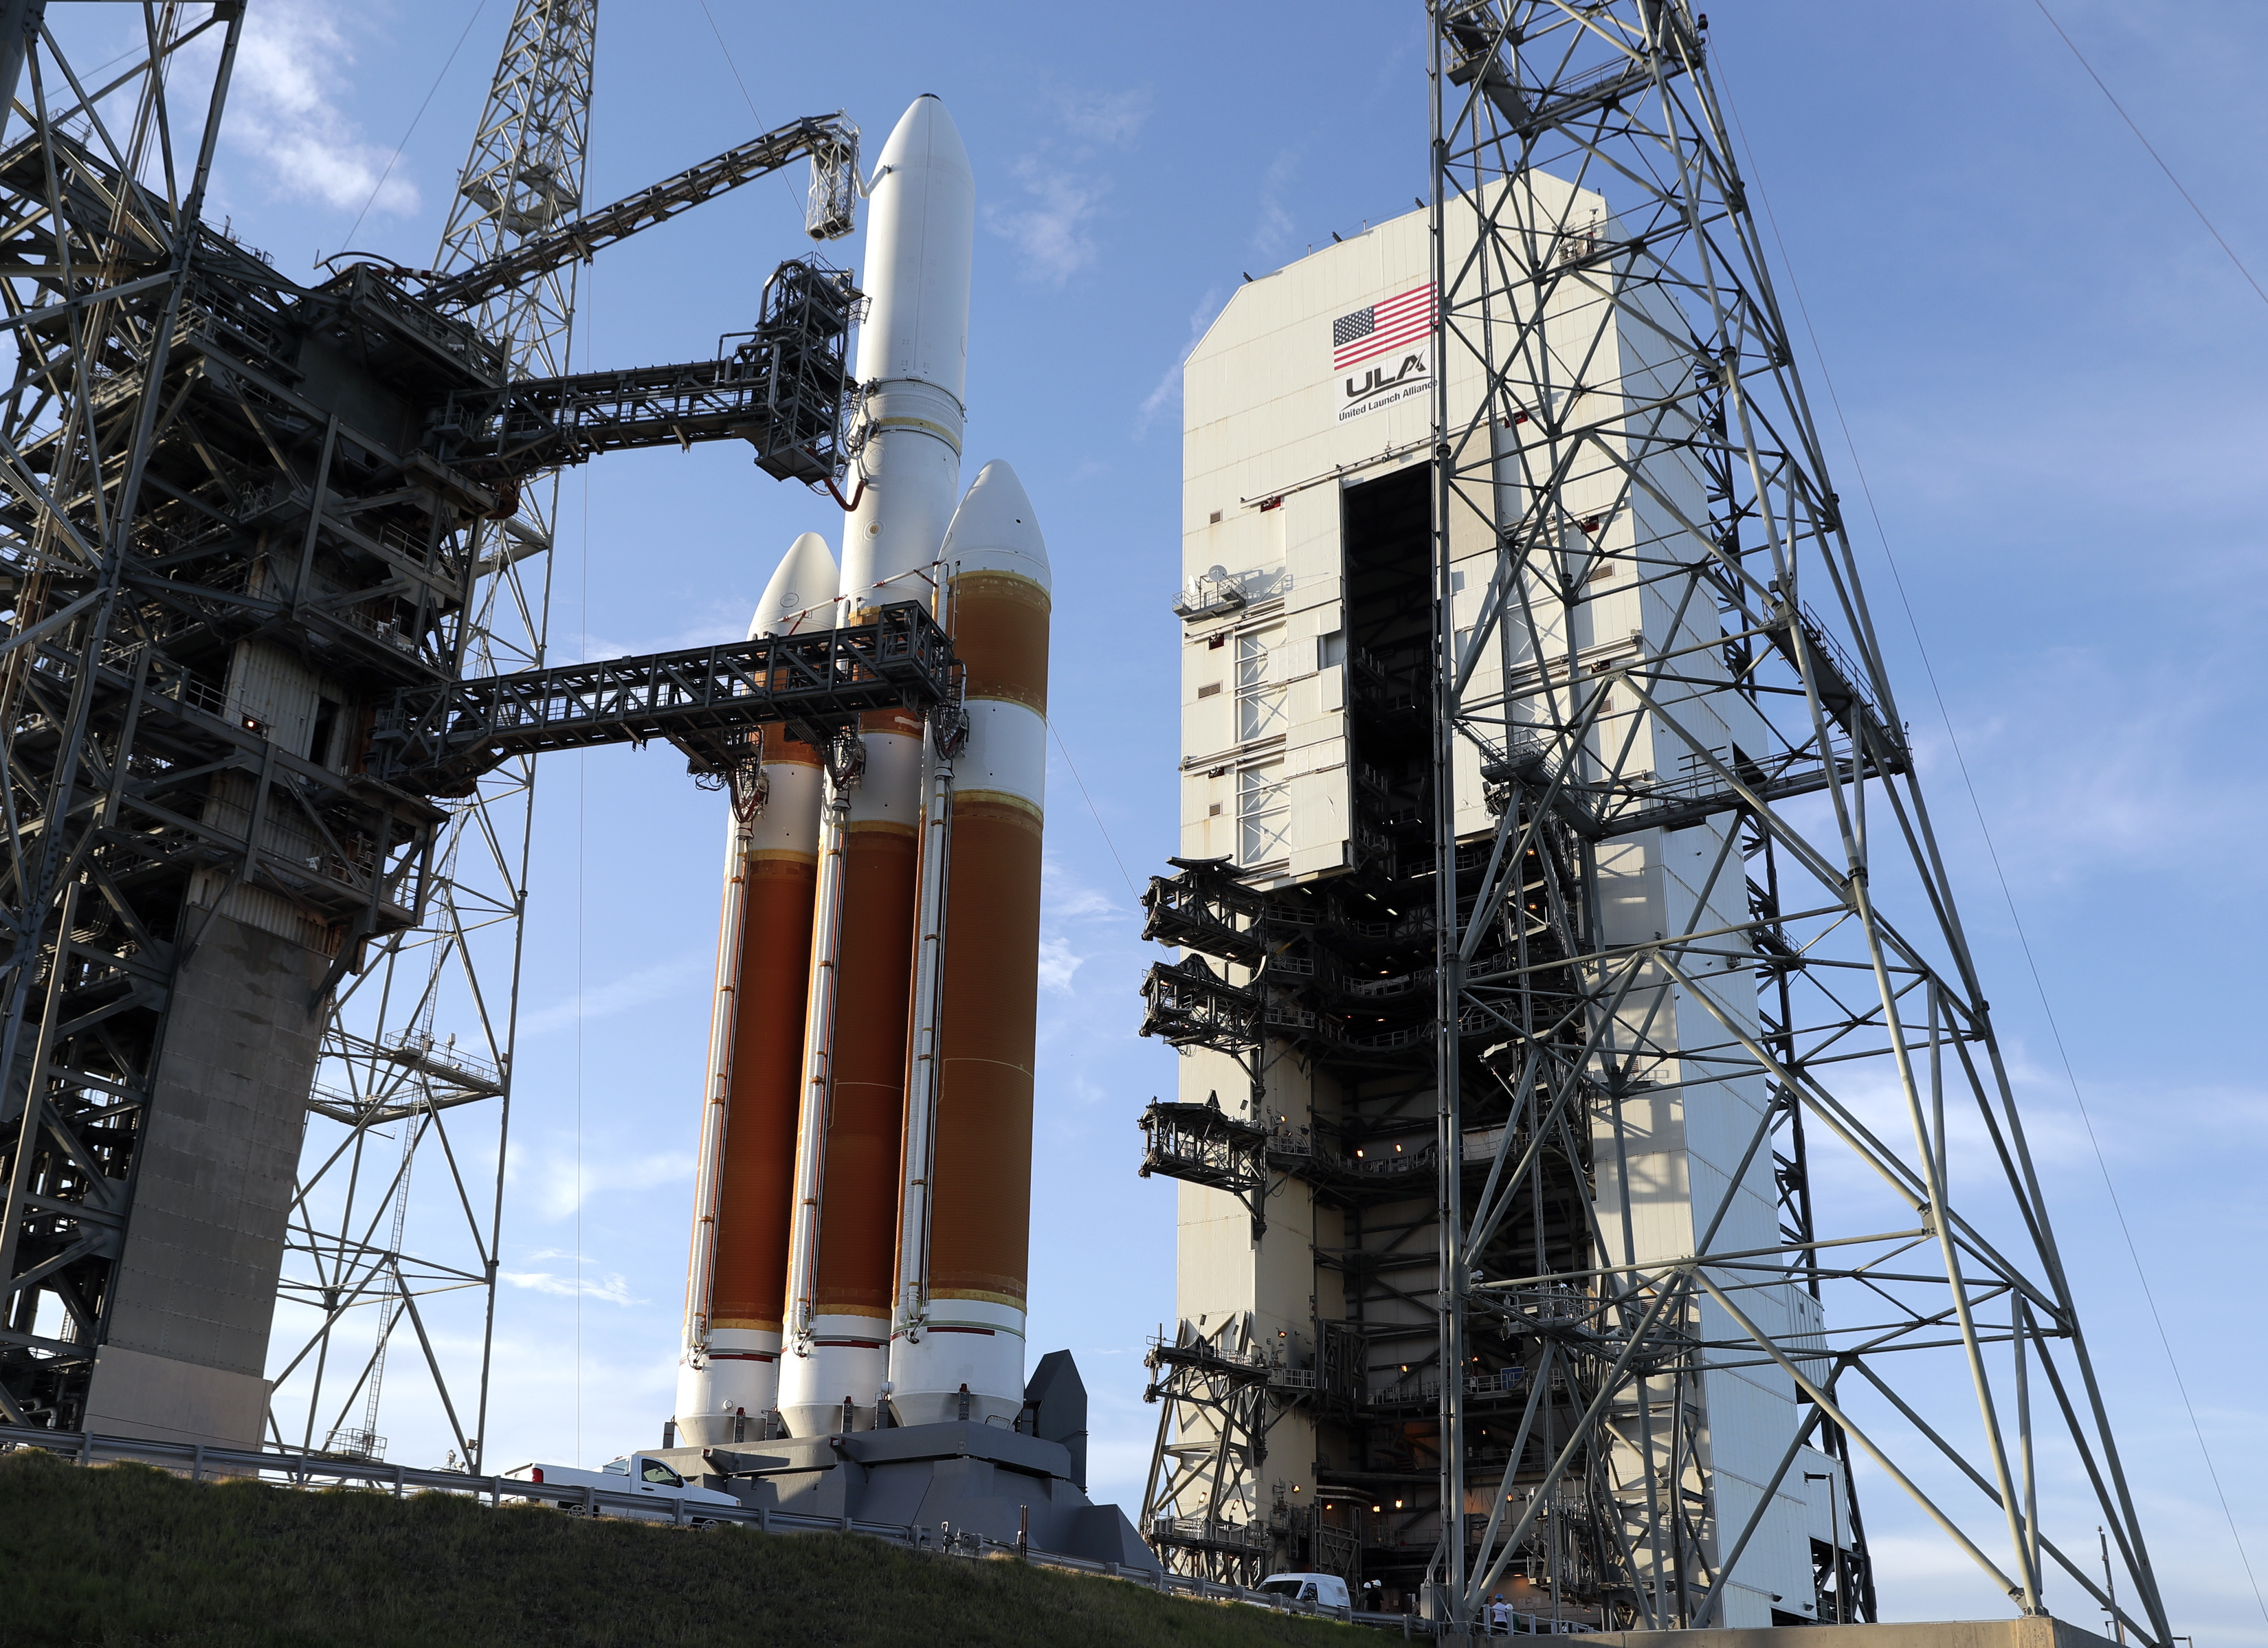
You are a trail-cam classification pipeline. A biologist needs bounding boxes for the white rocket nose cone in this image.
[875,93,971,199]
[940,460,1050,592]
[751,531,840,639]
[856,97,975,403]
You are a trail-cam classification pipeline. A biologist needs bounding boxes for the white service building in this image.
[1141,195,1852,1625]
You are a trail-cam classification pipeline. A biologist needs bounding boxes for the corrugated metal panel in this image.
[224,639,318,756]
[1702,1361,1815,1612]
[1792,1443,1844,1545]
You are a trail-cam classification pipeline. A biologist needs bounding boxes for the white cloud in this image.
[1925,647,2266,892]
[1137,285,1226,436]
[1050,85,1153,147]
[990,158,1107,287]
[511,1144,694,1221]
[1043,850,1128,922]
[516,955,709,1038]
[986,82,1151,289]
[570,594,767,665]
[227,1,419,223]
[1135,361,1181,434]
[1037,851,1139,996]
[500,1267,643,1307]
[1251,149,1300,258]
[1038,933,1085,995]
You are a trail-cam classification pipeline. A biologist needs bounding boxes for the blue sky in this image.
[143,1,2268,1637]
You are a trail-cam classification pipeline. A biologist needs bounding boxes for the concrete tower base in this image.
[82,913,322,1449]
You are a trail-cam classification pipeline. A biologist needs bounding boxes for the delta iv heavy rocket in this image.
[676,93,1051,1443]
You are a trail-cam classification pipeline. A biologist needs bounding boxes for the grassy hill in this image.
[0,1448,1375,1647]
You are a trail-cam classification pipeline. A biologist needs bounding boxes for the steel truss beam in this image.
[1418,2,2168,1636]
[365,601,955,796]
[423,113,857,310]
[427,256,861,489]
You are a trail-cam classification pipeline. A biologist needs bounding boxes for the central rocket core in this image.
[678,94,1050,1444]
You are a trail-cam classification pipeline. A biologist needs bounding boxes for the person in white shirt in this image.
[1491,1595,1514,1635]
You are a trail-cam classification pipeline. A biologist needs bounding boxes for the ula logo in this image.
[1346,353,1428,401]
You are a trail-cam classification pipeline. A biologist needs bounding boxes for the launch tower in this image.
[1133,3,2170,1640]
[0,0,887,1458]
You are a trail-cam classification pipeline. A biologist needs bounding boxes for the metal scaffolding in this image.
[1419,0,2166,1634]
[1137,3,2171,1635]
[0,0,863,1464]
[0,0,254,1432]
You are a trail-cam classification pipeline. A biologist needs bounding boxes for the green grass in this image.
[0,1448,1375,1647]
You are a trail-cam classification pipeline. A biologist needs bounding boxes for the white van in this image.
[1255,1572,1353,1611]
[500,1454,739,1524]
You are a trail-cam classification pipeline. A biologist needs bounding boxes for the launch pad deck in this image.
[656,1417,1157,1574]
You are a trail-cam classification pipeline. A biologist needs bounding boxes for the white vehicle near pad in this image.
[1251,1572,1351,1612]
[501,1454,739,1524]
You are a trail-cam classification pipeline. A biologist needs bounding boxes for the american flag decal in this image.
[1333,283,1433,371]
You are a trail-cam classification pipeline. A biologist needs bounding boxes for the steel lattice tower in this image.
[0,0,854,1464]
[0,0,249,1434]
[268,0,597,1469]
[1418,0,2166,1634]
[1135,2,2172,1636]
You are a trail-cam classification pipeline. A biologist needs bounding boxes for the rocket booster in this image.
[778,96,973,1438]
[889,461,1050,1427]
[676,532,838,1446]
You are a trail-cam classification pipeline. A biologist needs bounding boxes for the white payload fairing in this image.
[676,93,1049,1446]
[838,94,974,608]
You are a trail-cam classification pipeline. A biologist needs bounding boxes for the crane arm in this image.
[427,113,859,310]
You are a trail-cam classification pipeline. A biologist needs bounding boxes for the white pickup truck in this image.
[500,1453,739,1524]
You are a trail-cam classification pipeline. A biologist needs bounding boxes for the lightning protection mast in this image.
[268,0,597,1471]
[1423,1,2166,1636]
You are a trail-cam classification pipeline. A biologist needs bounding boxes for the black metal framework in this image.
[1136,1091,1268,1238]
[1419,0,2166,1636]
[366,601,955,796]
[421,113,859,310]
[427,258,862,489]
[0,2,865,1455]
[1137,466,1509,1601]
